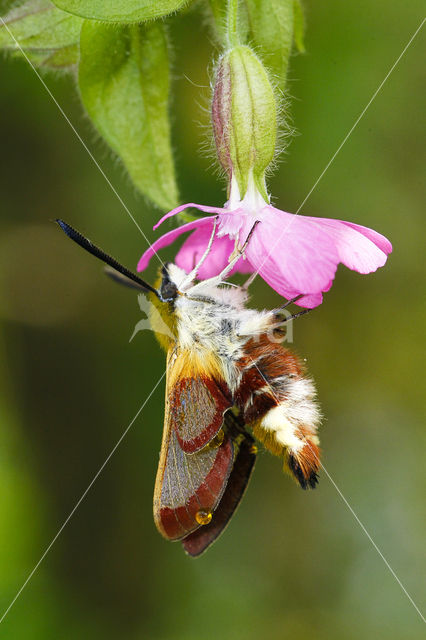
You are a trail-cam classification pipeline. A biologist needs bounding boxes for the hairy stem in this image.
[227,0,239,47]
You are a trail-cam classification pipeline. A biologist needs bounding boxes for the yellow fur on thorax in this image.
[149,277,177,352]
[168,348,224,387]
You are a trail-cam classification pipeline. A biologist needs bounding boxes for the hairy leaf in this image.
[52,0,190,23]
[0,0,82,69]
[79,21,178,210]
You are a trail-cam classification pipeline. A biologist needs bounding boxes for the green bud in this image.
[212,45,277,202]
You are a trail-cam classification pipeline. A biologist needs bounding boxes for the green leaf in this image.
[79,20,179,211]
[244,0,294,89]
[52,0,190,23]
[293,0,306,53]
[16,43,79,68]
[0,0,82,69]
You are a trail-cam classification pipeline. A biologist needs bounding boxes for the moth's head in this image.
[158,263,187,302]
[150,263,186,352]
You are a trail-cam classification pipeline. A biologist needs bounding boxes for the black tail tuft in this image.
[287,452,319,490]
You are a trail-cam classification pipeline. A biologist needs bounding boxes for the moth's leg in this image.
[272,308,312,335]
[237,305,309,340]
[276,294,304,309]
[241,271,258,291]
[236,297,311,339]
[180,217,219,291]
[188,221,260,295]
[236,310,275,338]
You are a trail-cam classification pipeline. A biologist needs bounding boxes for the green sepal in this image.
[213,45,276,201]
[51,0,191,23]
[79,20,179,211]
[0,0,82,69]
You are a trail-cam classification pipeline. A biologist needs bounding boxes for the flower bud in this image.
[212,45,277,202]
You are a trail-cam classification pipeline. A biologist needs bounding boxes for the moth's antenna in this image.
[56,219,160,298]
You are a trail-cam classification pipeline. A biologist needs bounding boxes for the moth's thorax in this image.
[175,295,245,358]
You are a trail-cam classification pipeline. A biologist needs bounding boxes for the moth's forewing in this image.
[170,376,231,453]
[168,350,232,453]
[182,434,257,557]
[153,349,234,541]
[154,429,234,540]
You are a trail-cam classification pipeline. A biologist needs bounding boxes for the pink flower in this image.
[137,182,392,308]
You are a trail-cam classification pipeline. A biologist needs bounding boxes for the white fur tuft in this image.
[261,405,305,452]
[260,377,320,453]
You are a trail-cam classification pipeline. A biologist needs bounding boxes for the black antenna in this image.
[56,220,160,298]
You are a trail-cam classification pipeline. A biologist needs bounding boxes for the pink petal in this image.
[293,293,324,308]
[245,207,391,296]
[137,217,213,272]
[306,217,392,274]
[242,209,339,293]
[153,202,230,230]
[175,226,252,279]
[338,220,393,258]
[217,208,255,238]
[137,215,252,277]
[241,226,323,308]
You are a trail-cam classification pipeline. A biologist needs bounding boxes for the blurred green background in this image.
[0,1,425,638]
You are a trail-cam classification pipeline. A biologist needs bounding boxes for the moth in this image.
[57,218,321,556]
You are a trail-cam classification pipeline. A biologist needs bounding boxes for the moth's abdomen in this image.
[235,336,321,489]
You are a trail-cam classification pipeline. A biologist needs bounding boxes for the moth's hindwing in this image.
[154,349,234,541]
[182,427,257,557]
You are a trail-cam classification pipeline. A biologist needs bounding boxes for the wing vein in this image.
[171,433,191,529]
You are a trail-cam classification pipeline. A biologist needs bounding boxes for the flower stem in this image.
[227,0,239,47]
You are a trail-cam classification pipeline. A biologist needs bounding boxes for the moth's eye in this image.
[160,281,178,301]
